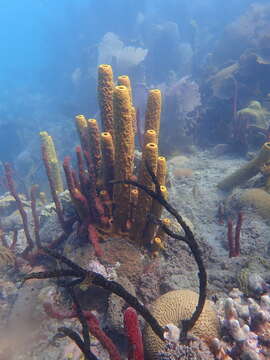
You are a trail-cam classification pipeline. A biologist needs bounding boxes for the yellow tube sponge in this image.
[113,85,134,232]
[40,131,57,160]
[156,218,171,246]
[39,131,63,193]
[131,106,137,134]
[117,75,132,102]
[75,114,89,153]
[144,185,168,243]
[130,188,138,224]
[87,118,102,178]
[131,142,158,243]
[144,89,162,139]
[98,64,114,136]
[151,185,168,219]
[157,156,167,186]
[144,129,157,146]
[117,75,136,134]
[218,142,270,191]
[50,159,64,194]
[152,236,166,257]
[100,132,115,196]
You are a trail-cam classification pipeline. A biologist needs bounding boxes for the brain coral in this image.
[144,289,219,359]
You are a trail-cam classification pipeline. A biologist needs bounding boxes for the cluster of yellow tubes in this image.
[41,64,169,253]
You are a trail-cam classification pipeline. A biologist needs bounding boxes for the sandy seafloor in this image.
[1,148,270,359]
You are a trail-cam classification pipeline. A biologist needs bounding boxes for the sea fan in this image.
[166,76,201,116]
[97,32,148,73]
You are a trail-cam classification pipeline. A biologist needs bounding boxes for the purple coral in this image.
[213,285,270,359]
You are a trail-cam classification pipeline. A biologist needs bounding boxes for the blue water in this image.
[0,0,268,163]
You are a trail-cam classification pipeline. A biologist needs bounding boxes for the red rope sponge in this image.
[124,307,144,360]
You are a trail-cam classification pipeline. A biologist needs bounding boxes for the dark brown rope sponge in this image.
[111,160,207,340]
[23,245,164,341]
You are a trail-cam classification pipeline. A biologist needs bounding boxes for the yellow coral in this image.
[117,75,132,102]
[100,132,115,196]
[144,129,157,146]
[39,131,57,160]
[75,114,87,135]
[75,114,89,153]
[145,89,162,140]
[144,185,168,243]
[152,236,166,256]
[113,85,134,232]
[98,64,114,137]
[87,118,102,178]
[157,156,167,186]
[117,75,137,135]
[39,131,63,193]
[156,218,171,245]
[144,289,219,359]
[131,142,158,243]
[130,188,138,223]
[50,159,64,194]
